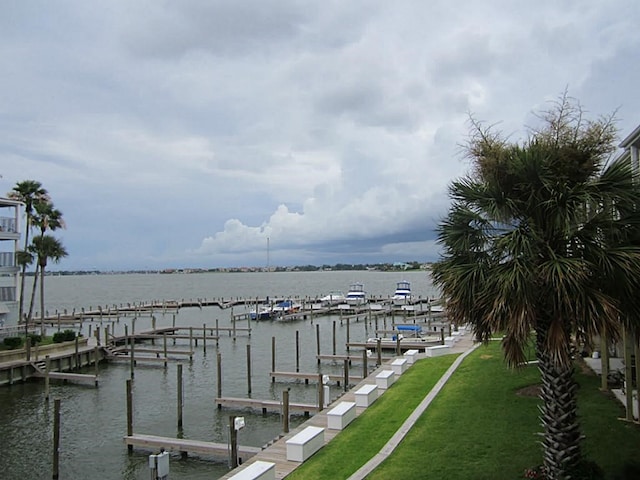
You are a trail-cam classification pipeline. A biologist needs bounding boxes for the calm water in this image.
[1,270,437,480]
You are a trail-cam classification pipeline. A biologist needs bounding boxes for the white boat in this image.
[346,283,367,305]
[320,291,346,306]
[392,280,412,305]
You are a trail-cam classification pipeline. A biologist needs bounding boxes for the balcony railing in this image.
[0,217,17,233]
[0,252,15,268]
[0,287,16,302]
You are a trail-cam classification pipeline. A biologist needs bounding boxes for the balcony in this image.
[0,217,19,240]
[0,286,16,302]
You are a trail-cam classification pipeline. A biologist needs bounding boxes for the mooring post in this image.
[246,344,252,395]
[216,319,220,347]
[75,336,79,371]
[363,348,368,378]
[295,330,300,373]
[440,328,445,345]
[332,321,336,356]
[126,379,133,452]
[130,326,135,379]
[316,324,321,365]
[396,336,401,357]
[203,323,207,355]
[52,398,61,480]
[216,352,222,408]
[26,336,31,362]
[94,346,99,383]
[45,355,51,402]
[271,336,276,381]
[283,389,290,433]
[172,314,176,345]
[229,415,238,469]
[343,359,349,392]
[346,317,350,352]
[377,338,382,366]
[163,333,168,369]
[177,364,184,429]
[232,312,236,341]
[317,374,324,412]
[189,326,193,352]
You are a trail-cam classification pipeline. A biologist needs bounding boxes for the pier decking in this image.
[124,433,261,458]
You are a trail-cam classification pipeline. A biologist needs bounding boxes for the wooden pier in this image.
[123,433,261,458]
[214,396,318,415]
[269,371,364,384]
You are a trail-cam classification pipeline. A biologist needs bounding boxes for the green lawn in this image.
[288,342,640,479]
[286,355,458,479]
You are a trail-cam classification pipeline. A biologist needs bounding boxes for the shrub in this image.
[28,333,42,345]
[52,330,76,343]
[3,337,24,349]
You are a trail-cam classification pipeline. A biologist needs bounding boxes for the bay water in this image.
[0,270,437,479]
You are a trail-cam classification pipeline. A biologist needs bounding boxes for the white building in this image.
[618,124,640,171]
[0,197,22,327]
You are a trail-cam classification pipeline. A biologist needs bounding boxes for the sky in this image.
[2,1,640,271]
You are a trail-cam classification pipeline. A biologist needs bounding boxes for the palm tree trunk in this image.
[536,322,582,479]
[39,264,45,336]
[27,264,40,321]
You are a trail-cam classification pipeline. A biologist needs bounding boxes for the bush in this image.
[52,330,76,343]
[28,333,42,345]
[3,337,24,349]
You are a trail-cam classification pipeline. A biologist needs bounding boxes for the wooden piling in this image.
[346,317,350,352]
[363,348,368,378]
[45,355,51,402]
[317,374,324,412]
[332,321,336,356]
[163,333,168,369]
[295,330,300,373]
[283,389,290,433]
[229,415,238,469]
[271,336,276,382]
[343,359,349,392]
[216,352,222,408]
[377,338,382,366]
[94,346,99,383]
[316,324,321,365]
[52,398,61,479]
[177,364,184,428]
[75,336,79,370]
[216,319,220,347]
[126,379,133,453]
[203,323,207,354]
[246,344,252,395]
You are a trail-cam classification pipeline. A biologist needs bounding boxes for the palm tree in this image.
[7,180,49,331]
[432,95,640,479]
[30,235,67,330]
[26,200,65,320]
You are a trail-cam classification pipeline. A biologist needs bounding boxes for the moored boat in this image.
[319,291,346,306]
[345,283,367,305]
[392,280,411,305]
[271,299,302,317]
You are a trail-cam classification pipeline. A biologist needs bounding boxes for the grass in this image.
[285,354,458,479]
[288,341,640,479]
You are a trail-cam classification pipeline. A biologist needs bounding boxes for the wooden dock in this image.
[269,371,363,384]
[215,396,318,415]
[123,433,261,458]
[33,370,98,384]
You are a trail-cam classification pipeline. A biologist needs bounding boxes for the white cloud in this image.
[2,0,639,270]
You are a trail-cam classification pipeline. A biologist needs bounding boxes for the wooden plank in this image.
[35,371,98,383]
[269,371,362,383]
[215,396,318,414]
[124,433,260,457]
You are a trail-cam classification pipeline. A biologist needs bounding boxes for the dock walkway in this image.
[219,329,477,479]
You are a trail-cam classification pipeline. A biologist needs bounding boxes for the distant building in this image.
[0,197,22,327]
